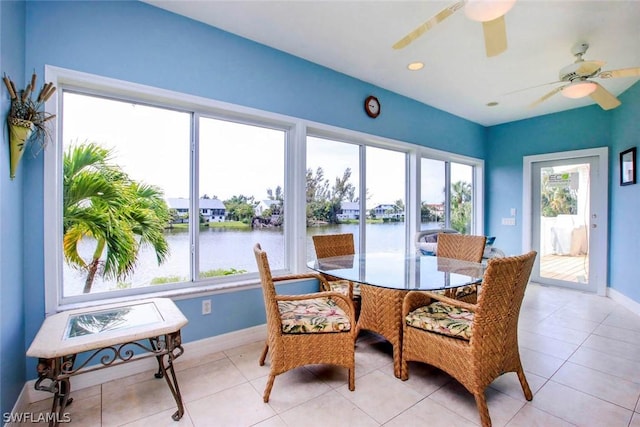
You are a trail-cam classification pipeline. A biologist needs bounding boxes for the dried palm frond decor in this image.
[3,72,56,180]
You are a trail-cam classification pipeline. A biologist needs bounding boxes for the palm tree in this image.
[540,173,578,217]
[450,180,472,233]
[63,142,170,293]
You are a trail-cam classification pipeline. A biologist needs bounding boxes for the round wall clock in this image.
[364,95,380,118]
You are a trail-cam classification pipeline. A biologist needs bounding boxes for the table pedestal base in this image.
[356,284,406,378]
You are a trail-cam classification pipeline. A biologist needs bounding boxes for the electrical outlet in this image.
[202,299,212,315]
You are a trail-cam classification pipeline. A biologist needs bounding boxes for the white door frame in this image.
[522,147,608,296]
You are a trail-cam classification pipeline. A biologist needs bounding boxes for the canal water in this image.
[64,222,440,296]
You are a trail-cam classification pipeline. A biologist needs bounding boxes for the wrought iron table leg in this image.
[35,356,74,427]
[150,333,185,421]
[161,354,184,421]
[150,337,165,379]
[35,333,186,424]
[48,377,72,427]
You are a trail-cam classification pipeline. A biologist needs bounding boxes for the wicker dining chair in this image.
[436,233,487,302]
[312,233,358,301]
[401,251,537,427]
[254,243,356,402]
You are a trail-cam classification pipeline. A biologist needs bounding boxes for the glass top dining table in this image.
[307,251,484,292]
[308,251,485,379]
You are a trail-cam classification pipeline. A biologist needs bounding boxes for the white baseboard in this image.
[9,324,267,420]
[607,287,640,316]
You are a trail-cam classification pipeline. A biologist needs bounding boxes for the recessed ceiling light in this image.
[407,62,424,71]
[486,101,499,107]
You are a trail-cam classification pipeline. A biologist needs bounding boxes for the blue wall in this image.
[609,83,640,301]
[0,0,27,416]
[1,0,638,415]
[485,105,612,253]
[485,84,639,297]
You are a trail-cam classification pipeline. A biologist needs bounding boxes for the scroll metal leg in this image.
[151,333,185,421]
[48,377,71,427]
[35,356,74,427]
[149,338,165,379]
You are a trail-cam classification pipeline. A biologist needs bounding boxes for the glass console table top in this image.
[27,298,188,359]
[65,302,163,339]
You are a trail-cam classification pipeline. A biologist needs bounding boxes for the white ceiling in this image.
[144,0,640,126]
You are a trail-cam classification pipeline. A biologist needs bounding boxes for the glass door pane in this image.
[533,159,592,288]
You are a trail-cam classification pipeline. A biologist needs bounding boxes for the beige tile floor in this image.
[23,283,640,426]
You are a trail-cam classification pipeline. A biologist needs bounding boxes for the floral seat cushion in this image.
[328,279,361,297]
[405,301,474,340]
[278,297,351,334]
[453,284,478,298]
[431,283,480,300]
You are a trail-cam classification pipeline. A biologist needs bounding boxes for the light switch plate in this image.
[502,217,516,226]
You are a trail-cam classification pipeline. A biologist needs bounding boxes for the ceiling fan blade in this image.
[482,15,507,57]
[575,60,605,76]
[598,67,640,79]
[589,82,621,110]
[529,86,565,109]
[503,81,563,96]
[392,1,465,50]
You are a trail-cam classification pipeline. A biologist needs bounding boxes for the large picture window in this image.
[45,68,483,312]
[305,138,408,256]
[59,92,288,302]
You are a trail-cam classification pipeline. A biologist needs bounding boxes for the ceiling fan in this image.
[392,0,516,57]
[529,42,640,111]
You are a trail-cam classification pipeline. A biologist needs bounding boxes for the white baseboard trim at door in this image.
[12,324,267,415]
[608,287,640,317]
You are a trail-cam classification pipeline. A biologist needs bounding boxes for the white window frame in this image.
[44,66,301,314]
[44,65,484,314]
[416,149,484,237]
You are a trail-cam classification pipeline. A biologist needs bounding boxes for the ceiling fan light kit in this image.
[464,0,516,22]
[527,42,640,111]
[561,81,597,99]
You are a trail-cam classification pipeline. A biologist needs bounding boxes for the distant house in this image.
[425,203,445,221]
[166,197,226,223]
[255,199,282,225]
[337,201,359,220]
[255,199,279,216]
[371,203,403,219]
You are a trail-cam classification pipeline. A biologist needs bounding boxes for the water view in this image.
[63,222,439,296]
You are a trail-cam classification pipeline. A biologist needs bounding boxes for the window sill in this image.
[53,269,313,314]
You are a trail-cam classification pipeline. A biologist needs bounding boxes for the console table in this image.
[27,298,188,426]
